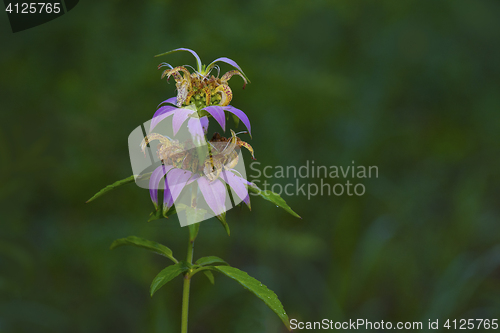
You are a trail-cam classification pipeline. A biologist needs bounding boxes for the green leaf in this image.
[203,270,215,284]
[154,48,202,73]
[110,236,177,264]
[150,261,189,297]
[231,113,240,128]
[148,203,177,222]
[195,256,229,266]
[162,205,178,218]
[225,182,236,207]
[247,183,301,219]
[216,212,230,236]
[208,266,290,331]
[86,175,135,203]
[148,208,164,222]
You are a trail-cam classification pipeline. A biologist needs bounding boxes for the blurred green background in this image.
[1,0,500,332]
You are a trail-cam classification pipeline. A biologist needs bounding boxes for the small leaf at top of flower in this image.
[155,48,203,73]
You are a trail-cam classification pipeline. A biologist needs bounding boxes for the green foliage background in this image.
[1,1,500,332]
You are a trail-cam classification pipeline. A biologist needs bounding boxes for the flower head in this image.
[136,48,257,226]
[142,130,254,222]
[149,48,253,138]
[156,48,250,109]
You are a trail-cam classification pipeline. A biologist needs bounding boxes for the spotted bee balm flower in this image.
[89,47,299,226]
[151,48,252,137]
[138,48,260,227]
[158,47,249,108]
[87,48,300,333]
[141,130,255,221]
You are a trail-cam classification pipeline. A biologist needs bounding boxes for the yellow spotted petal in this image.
[140,133,172,153]
[215,84,233,106]
[221,70,248,89]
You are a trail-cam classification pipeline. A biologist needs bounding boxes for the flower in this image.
[142,130,254,221]
[150,48,252,137]
[156,48,250,107]
[141,48,256,225]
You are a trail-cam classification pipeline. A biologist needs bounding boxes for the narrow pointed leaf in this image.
[155,48,202,73]
[208,266,290,331]
[86,175,135,203]
[206,57,250,82]
[149,203,177,222]
[110,236,177,264]
[203,270,215,284]
[216,211,230,236]
[150,261,189,297]
[148,208,163,222]
[231,113,240,128]
[247,183,301,218]
[163,205,177,218]
[195,256,228,266]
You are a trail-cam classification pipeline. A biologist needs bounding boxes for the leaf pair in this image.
[109,236,290,331]
[87,175,301,222]
[151,261,291,331]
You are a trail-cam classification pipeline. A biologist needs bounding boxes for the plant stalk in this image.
[181,229,195,333]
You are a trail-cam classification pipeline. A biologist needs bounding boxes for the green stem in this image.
[181,231,195,333]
